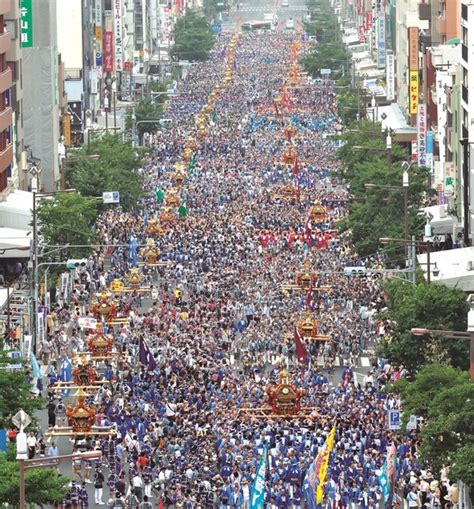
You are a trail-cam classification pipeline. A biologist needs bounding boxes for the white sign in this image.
[95,0,102,26]
[385,51,395,101]
[417,103,427,166]
[388,409,401,430]
[407,414,418,430]
[103,191,120,204]
[320,68,331,75]
[78,317,98,329]
[23,334,31,358]
[377,11,386,68]
[12,410,31,429]
[113,0,123,71]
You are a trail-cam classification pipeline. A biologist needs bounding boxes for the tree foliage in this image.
[380,278,469,372]
[0,351,44,428]
[66,135,145,211]
[36,193,99,259]
[124,98,164,142]
[0,455,69,507]
[335,121,433,259]
[388,365,474,485]
[171,10,215,62]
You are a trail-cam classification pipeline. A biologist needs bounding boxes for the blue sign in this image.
[388,409,401,430]
[96,52,103,66]
[0,429,7,453]
[377,11,386,68]
[211,23,222,34]
[250,445,267,508]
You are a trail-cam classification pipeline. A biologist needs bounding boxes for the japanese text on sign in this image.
[20,0,33,48]
[409,71,419,114]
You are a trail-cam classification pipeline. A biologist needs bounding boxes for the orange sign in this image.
[63,113,72,146]
[95,26,103,41]
[409,71,419,114]
[408,27,419,70]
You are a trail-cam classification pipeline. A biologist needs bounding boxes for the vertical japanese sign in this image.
[417,104,427,166]
[103,31,114,72]
[365,10,373,30]
[426,131,434,175]
[63,113,72,146]
[114,0,123,71]
[386,51,395,101]
[409,27,419,115]
[377,11,386,68]
[95,0,102,26]
[409,71,419,114]
[20,0,33,48]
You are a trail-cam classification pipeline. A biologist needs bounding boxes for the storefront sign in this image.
[95,0,102,26]
[417,103,427,166]
[114,0,123,71]
[408,27,419,70]
[409,70,419,114]
[358,25,366,42]
[386,51,395,101]
[377,11,386,68]
[426,131,434,175]
[103,31,114,72]
[365,10,373,30]
[63,113,71,146]
[20,0,33,48]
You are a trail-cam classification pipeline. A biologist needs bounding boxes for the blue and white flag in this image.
[60,355,72,396]
[30,351,41,379]
[377,460,390,505]
[250,445,267,509]
[129,235,138,267]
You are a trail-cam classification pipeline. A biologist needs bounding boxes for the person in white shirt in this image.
[26,432,37,459]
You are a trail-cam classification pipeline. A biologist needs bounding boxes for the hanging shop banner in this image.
[377,11,386,68]
[408,27,419,70]
[417,103,427,166]
[409,71,419,114]
[95,0,102,26]
[114,0,123,71]
[365,10,373,30]
[426,131,434,174]
[103,31,114,73]
[386,51,395,101]
[20,0,33,48]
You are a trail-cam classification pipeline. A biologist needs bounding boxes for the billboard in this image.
[103,31,114,72]
[114,0,123,71]
[409,71,419,114]
[386,51,395,101]
[417,104,427,166]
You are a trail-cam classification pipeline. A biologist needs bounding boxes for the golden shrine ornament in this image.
[266,370,303,416]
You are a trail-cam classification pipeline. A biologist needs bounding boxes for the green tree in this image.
[380,279,469,371]
[149,80,169,106]
[0,455,69,507]
[388,365,474,485]
[124,98,163,142]
[66,135,144,211]
[171,10,215,62]
[36,193,99,259]
[0,351,44,428]
[301,42,349,78]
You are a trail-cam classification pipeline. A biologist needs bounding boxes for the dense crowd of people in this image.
[32,30,459,509]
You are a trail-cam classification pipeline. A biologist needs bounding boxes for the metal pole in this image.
[32,192,37,354]
[404,186,408,260]
[462,139,470,246]
[113,91,117,130]
[105,108,109,134]
[19,459,25,509]
[411,236,416,284]
[132,105,136,147]
[427,242,431,284]
[6,284,10,340]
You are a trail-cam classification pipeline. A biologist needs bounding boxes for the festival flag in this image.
[377,460,390,506]
[250,445,268,509]
[282,83,291,111]
[158,497,164,509]
[155,187,165,203]
[129,235,138,268]
[60,354,72,396]
[139,337,157,371]
[305,283,314,310]
[178,202,188,218]
[303,425,337,507]
[315,424,337,503]
[292,157,300,177]
[304,216,313,246]
[294,326,308,364]
[143,212,149,227]
[30,351,41,379]
[188,153,197,174]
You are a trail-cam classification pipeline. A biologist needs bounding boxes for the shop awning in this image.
[418,246,474,291]
[0,190,33,231]
[368,103,410,131]
[421,204,457,235]
[0,227,31,258]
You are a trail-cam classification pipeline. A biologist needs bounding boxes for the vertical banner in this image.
[114,0,123,71]
[365,10,373,30]
[95,0,102,26]
[103,31,114,72]
[20,0,33,48]
[417,104,427,166]
[386,51,395,101]
[63,113,72,146]
[409,71,419,114]
[426,131,434,174]
[377,11,386,68]
[250,446,268,508]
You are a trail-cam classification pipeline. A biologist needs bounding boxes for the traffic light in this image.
[343,267,367,276]
[66,259,87,270]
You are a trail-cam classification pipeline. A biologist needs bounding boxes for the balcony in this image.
[0,106,12,133]
[462,43,468,62]
[0,143,12,173]
[0,67,11,94]
[0,31,10,55]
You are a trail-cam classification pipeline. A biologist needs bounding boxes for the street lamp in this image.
[31,189,76,354]
[411,294,474,380]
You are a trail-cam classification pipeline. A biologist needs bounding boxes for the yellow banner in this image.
[409,70,419,115]
[316,424,337,503]
[63,113,71,146]
[96,26,103,41]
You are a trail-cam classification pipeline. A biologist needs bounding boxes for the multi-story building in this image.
[0,0,13,194]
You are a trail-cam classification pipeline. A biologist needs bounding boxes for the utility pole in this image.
[461,139,470,247]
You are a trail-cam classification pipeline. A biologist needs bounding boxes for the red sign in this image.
[123,61,131,71]
[365,11,373,30]
[103,31,114,73]
[358,25,366,42]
